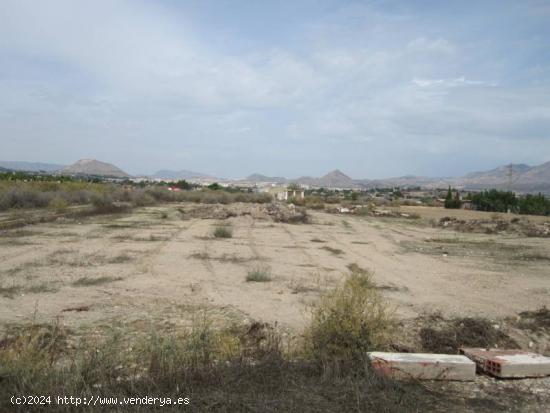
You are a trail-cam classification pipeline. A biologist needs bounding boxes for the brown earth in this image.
[1,203,549,334]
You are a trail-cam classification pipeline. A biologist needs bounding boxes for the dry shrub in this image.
[0,316,466,411]
[419,316,519,353]
[213,226,232,238]
[307,266,394,364]
[246,267,272,282]
[517,307,550,332]
[49,197,69,213]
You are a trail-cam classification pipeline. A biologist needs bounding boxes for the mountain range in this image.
[243,162,550,193]
[1,158,549,193]
[150,169,217,180]
[0,161,65,172]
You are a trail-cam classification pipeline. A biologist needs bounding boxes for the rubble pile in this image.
[436,216,550,237]
[178,202,309,224]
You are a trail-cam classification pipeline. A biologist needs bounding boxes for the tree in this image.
[207,182,222,190]
[174,179,191,190]
[444,186,462,209]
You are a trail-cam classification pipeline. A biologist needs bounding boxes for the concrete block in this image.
[460,348,550,378]
[368,352,476,381]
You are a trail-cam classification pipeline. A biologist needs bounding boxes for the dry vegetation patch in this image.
[71,276,124,287]
[246,267,272,282]
[418,315,519,354]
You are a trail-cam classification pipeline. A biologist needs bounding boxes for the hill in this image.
[292,170,359,188]
[457,162,550,193]
[61,159,130,178]
[0,161,65,172]
[150,169,216,180]
[245,173,288,183]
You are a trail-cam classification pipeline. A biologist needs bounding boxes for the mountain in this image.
[457,162,550,192]
[464,164,531,180]
[318,170,357,188]
[0,161,65,172]
[61,159,130,178]
[150,169,216,180]
[0,166,9,172]
[293,170,359,188]
[245,173,288,183]
[512,161,550,192]
[358,175,446,189]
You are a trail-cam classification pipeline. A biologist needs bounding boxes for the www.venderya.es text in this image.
[11,395,190,407]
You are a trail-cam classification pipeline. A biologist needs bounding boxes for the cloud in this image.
[406,37,456,55]
[412,77,497,88]
[0,0,549,177]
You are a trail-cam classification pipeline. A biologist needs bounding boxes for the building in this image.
[261,186,305,201]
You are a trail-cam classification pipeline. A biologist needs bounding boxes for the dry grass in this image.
[246,267,272,282]
[320,245,344,256]
[419,315,519,353]
[516,307,550,332]
[213,226,233,239]
[71,276,124,287]
[307,265,395,364]
[0,312,452,413]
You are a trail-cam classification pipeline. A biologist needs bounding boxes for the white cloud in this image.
[406,37,456,55]
[0,0,549,177]
[412,77,497,88]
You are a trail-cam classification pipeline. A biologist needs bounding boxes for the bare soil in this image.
[1,203,550,411]
[1,203,549,332]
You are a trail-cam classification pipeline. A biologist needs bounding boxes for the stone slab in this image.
[367,351,476,381]
[460,348,550,378]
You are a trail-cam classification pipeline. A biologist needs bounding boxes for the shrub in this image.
[0,317,440,412]
[0,187,51,210]
[246,267,272,282]
[213,226,232,238]
[48,197,69,213]
[307,266,394,362]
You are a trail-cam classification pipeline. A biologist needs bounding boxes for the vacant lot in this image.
[1,203,550,412]
[1,203,549,332]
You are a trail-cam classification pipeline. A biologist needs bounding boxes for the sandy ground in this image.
[1,204,549,333]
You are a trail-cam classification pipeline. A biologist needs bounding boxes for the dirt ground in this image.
[1,203,549,334]
[2,203,550,411]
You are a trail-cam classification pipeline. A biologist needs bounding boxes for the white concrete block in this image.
[368,351,476,381]
[460,348,550,378]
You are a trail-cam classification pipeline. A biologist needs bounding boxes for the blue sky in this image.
[1,0,549,178]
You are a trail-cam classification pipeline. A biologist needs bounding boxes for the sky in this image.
[1,0,549,178]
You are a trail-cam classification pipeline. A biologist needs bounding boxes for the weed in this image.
[26,282,58,294]
[307,265,394,363]
[246,267,272,282]
[0,284,21,298]
[419,316,518,353]
[72,276,123,287]
[49,197,69,213]
[517,307,550,331]
[0,316,444,413]
[107,254,133,264]
[213,226,233,238]
[320,246,344,256]
[189,251,210,260]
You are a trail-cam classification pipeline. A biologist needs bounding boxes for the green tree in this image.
[207,182,222,190]
[174,179,191,190]
[444,186,462,209]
